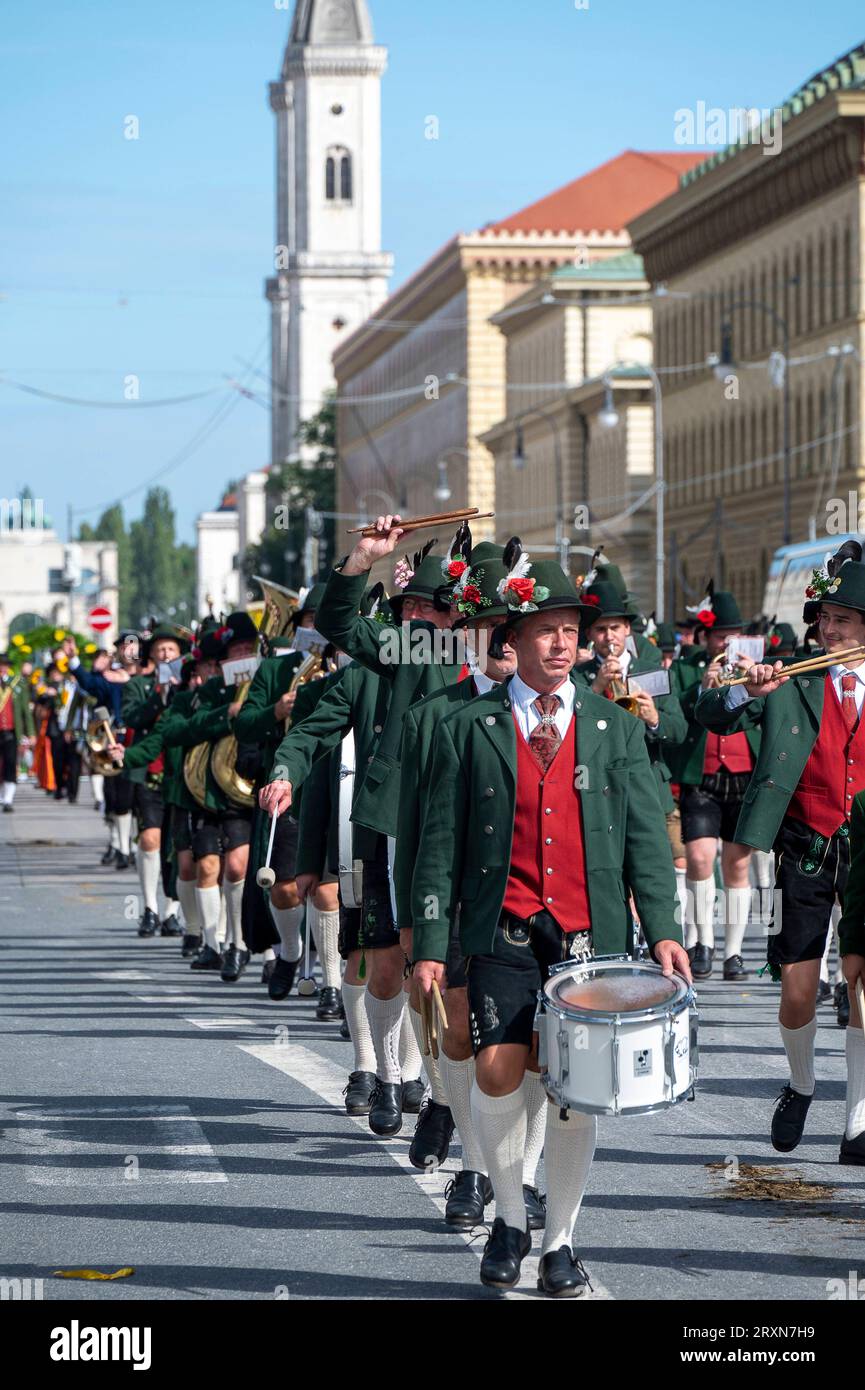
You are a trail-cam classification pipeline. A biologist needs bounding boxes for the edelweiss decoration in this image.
[393,538,436,591]
[496,537,550,613]
[805,539,862,600]
[686,580,716,629]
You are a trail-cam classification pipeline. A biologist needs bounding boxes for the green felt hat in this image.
[497,542,587,625]
[580,579,639,625]
[467,540,504,565]
[803,542,865,623]
[653,621,678,652]
[360,582,395,624]
[217,611,260,653]
[140,623,191,663]
[451,558,510,627]
[691,588,743,633]
[295,583,327,621]
[768,621,797,654]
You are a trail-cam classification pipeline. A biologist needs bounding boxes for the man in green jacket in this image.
[412,553,688,1297]
[697,542,865,1162]
[0,651,35,812]
[669,589,760,981]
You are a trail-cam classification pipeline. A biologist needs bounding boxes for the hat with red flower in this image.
[686,581,743,634]
[802,540,865,624]
[390,522,473,620]
[449,541,508,627]
[494,539,587,623]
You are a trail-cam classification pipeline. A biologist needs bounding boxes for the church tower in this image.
[266,0,393,466]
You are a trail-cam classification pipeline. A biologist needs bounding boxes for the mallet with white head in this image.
[256,812,279,889]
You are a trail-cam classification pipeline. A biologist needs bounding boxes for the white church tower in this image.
[266,0,393,467]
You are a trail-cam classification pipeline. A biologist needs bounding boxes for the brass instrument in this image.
[85,709,123,778]
[202,576,300,810]
[599,639,641,715]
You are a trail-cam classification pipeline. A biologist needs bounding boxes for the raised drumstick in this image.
[256,811,279,888]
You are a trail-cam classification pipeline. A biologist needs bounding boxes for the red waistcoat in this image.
[787,675,865,835]
[703,728,754,775]
[0,687,14,733]
[502,713,591,933]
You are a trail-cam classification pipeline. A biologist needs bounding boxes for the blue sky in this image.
[3,0,862,543]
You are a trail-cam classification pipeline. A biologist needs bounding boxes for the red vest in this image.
[0,686,14,733]
[703,728,754,775]
[787,675,865,835]
[503,714,591,933]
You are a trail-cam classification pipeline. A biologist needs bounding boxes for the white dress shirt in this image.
[472,669,497,696]
[509,672,575,741]
[726,662,865,713]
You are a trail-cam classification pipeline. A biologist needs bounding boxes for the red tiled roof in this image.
[485,150,706,235]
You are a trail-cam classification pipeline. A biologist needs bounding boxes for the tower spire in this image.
[289,0,374,46]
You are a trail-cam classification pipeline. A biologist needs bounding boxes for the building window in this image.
[325,146,353,203]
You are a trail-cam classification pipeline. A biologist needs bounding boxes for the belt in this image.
[499,907,593,948]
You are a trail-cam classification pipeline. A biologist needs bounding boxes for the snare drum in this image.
[538,955,697,1117]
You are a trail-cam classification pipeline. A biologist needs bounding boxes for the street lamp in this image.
[433,459,452,504]
[598,363,666,621]
[509,409,568,568]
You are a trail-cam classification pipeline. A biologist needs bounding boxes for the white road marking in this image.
[185,1016,258,1029]
[239,1042,613,1301]
[93,970,153,982]
[133,995,199,1004]
[15,1104,227,1185]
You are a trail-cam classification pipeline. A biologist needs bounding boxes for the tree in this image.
[80,491,195,630]
[78,503,134,626]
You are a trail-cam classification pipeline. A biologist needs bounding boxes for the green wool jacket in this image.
[411,675,680,964]
[393,676,481,930]
[121,673,165,785]
[122,681,234,812]
[233,652,304,780]
[695,675,839,851]
[2,676,36,741]
[270,661,391,862]
[315,568,462,837]
[838,792,865,957]
[669,646,761,785]
[572,653,686,813]
[295,752,337,880]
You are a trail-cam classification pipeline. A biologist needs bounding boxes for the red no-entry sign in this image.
[89,606,112,632]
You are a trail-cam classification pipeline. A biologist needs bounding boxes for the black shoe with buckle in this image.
[343,1070,377,1116]
[268,955,300,1000]
[523,1184,547,1230]
[339,1017,351,1040]
[723,954,748,981]
[261,958,276,984]
[160,913,183,937]
[771,1083,813,1152]
[368,1080,402,1137]
[137,908,160,938]
[408,1099,454,1170]
[691,944,713,979]
[839,1130,865,1166]
[115,852,131,870]
[836,983,850,1029]
[220,945,249,982]
[537,1247,592,1298]
[190,944,223,972]
[101,845,116,865]
[316,986,343,1021]
[181,933,201,959]
[401,1077,425,1114]
[816,979,833,1004]
[480,1218,531,1289]
[444,1171,493,1228]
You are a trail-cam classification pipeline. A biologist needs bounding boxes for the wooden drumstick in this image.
[256,812,279,888]
[346,507,494,537]
[432,980,448,1032]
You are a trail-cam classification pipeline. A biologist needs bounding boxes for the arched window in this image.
[325,146,353,203]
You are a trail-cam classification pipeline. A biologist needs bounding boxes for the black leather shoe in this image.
[2,804,13,813]
[181,933,201,959]
[444,1171,493,1228]
[343,1070,377,1115]
[691,944,713,979]
[115,852,131,870]
[771,1083,813,1152]
[816,979,833,1004]
[480,1218,531,1289]
[220,945,249,982]
[368,1080,402,1137]
[723,954,748,980]
[101,845,116,865]
[537,1247,592,1298]
[261,959,276,984]
[836,983,850,1029]
[523,1183,547,1230]
[190,944,223,971]
[339,1017,351,1040]
[316,986,343,1021]
[408,1099,454,1169]
[401,1078,426,1113]
[839,1130,865,1165]
[137,908,160,938]
[160,914,183,937]
[268,955,300,1000]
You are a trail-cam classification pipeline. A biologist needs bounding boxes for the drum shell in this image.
[539,958,698,1117]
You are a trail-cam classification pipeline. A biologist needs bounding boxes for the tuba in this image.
[206,577,300,810]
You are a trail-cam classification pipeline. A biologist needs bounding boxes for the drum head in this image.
[552,963,683,1015]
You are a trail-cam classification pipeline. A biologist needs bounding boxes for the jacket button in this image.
[791,726,799,734]
[481,867,488,874]
[546,867,553,875]
[778,752,787,760]
[802,679,810,688]
[766,779,775,787]
[484,824,494,834]
[546,896,554,904]
[608,825,613,832]
[485,716,496,726]
[484,787,495,797]
[603,785,611,795]
[545,837,552,845]
[575,700,582,709]
[544,807,553,815]
[374,724,382,733]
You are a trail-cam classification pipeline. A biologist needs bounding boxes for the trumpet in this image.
[596,641,641,716]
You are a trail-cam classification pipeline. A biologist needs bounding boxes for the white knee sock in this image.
[196,885,222,951]
[364,989,405,1083]
[217,892,227,945]
[846,1026,865,1139]
[263,946,276,962]
[405,1002,442,1095]
[675,868,688,936]
[752,849,774,890]
[3,781,16,806]
[471,1083,527,1232]
[540,1103,597,1256]
[723,886,751,960]
[116,812,132,855]
[310,907,341,989]
[440,1053,486,1173]
[820,920,833,985]
[139,848,161,914]
[272,905,303,960]
[91,772,105,806]
[780,1016,817,1096]
[522,1071,548,1188]
[109,818,119,851]
[342,982,377,1074]
[688,876,716,948]
[176,878,200,936]
[224,878,245,948]
[831,904,844,986]
[163,896,180,921]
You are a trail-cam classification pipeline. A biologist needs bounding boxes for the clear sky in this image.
[3,0,863,543]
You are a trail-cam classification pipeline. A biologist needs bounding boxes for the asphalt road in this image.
[1,783,863,1302]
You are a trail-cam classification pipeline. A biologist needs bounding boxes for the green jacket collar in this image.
[473,673,609,782]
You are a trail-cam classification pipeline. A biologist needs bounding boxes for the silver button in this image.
[481,867,488,874]
[546,896,553,904]
[791,726,799,734]
[544,807,553,815]
[545,837,552,845]
[374,724,382,733]
[368,755,374,763]
[597,719,607,729]
[484,787,495,797]
[778,752,787,760]
[849,759,855,766]
[503,700,510,709]
[546,867,553,875]
[603,785,610,795]
[575,700,582,709]
[802,679,810,688]
[608,825,613,832]
[849,777,854,783]
[485,715,496,726]
[484,824,494,834]
[766,779,775,787]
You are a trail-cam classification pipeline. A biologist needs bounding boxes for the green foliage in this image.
[77,489,196,630]
[7,623,95,673]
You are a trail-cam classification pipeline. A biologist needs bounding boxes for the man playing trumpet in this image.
[697,541,865,1160]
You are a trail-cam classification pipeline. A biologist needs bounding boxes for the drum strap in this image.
[338,730,363,909]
